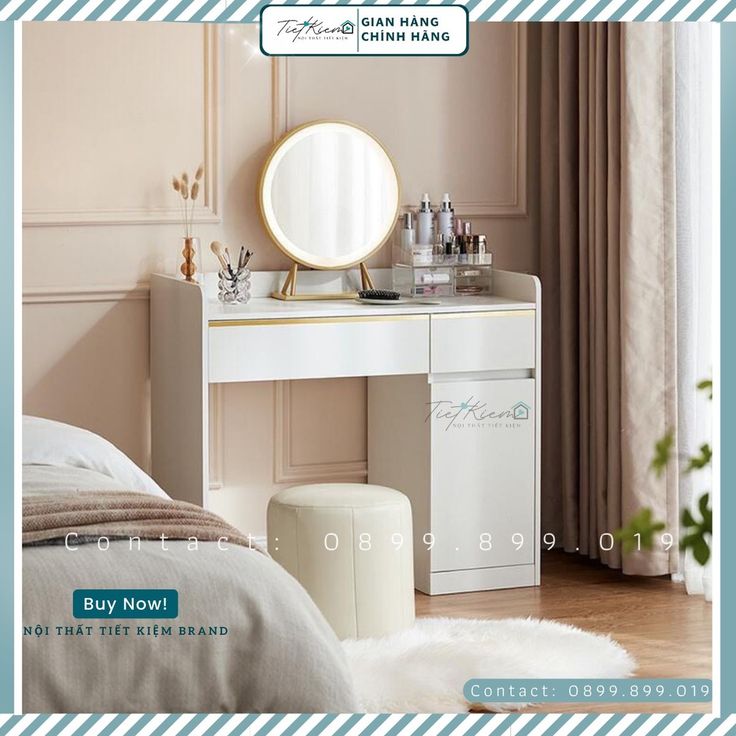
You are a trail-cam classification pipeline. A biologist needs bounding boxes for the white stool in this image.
[267,483,415,639]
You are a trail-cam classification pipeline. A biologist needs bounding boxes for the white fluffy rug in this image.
[343,617,635,713]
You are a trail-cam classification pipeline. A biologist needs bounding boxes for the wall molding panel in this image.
[273,381,368,485]
[23,26,221,228]
[22,284,150,304]
[271,56,289,143]
[271,24,527,218]
[459,24,527,217]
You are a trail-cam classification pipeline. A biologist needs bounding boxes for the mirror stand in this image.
[271,261,375,301]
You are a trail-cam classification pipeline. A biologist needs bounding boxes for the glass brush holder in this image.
[218,268,251,304]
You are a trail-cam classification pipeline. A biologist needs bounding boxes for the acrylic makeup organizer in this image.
[392,244,494,298]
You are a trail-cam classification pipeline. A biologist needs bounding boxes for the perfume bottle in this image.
[417,193,435,245]
[437,193,454,241]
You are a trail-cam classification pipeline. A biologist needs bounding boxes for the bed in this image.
[22,416,358,713]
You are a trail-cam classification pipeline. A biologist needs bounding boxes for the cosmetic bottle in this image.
[401,212,416,253]
[471,235,481,265]
[417,193,435,245]
[478,235,491,264]
[443,234,459,263]
[434,233,447,261]
[458,235,468,264]
[456,222,472,263]
[437,193,454,241]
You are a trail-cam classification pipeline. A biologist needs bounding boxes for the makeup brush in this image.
[210,241,228,270]
[237,246,245,270]
[243,250,253,268]
[211,241,234,277]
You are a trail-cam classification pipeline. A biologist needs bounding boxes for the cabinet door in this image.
[430,378,535,572]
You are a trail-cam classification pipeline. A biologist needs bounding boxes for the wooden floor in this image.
[415,551,713,714]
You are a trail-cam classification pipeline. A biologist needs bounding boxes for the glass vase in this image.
[180,236,200,283]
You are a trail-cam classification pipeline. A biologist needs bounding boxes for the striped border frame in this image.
[1,5,730,736]
[0,0,735,24]
[0,713,736,736]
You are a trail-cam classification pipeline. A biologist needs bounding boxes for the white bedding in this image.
[23,415,168,497]
[22,464,128,495]
[22,419,358,712]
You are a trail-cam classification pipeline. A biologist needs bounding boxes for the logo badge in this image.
[260,6,469,56]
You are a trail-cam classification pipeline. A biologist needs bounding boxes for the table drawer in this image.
[209,315,430,382]
[430,310,535,374]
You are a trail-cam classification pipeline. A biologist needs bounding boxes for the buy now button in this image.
[73,589,179,619]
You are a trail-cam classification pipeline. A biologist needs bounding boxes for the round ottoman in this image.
[267,483,415,639]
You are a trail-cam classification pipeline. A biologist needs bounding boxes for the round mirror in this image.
[259,121,400,270]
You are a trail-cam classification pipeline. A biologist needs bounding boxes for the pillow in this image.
[23,415,169,498]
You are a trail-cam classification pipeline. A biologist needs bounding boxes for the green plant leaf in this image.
[692,537,710,566]
[697,379,713,400]
[651,432,674,478]
[682,509,697,527]
[686,443,712,473]
[698,492,712,533]
[680,492,712,567]
[647,380,712,568]
[614,508,666,554]
[681,532,699,547]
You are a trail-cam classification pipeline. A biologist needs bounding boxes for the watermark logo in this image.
[260,6,468,56]
[271,17,356,44]
[426,397,532,431]
[511,401,531,420]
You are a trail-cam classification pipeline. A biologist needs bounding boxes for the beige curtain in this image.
[540,23,679,576]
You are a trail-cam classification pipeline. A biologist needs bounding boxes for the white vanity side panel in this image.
[208,317,429,382]
[533,274,542,585]
[492,269,540,303]
[430,378,536,573]
[150,275,209,507]
[430,312,535,374]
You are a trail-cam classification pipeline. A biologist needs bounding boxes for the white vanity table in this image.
[150,267,541,595]
[153,119,540,594]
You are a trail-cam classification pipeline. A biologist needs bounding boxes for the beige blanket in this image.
[23,491,264,552]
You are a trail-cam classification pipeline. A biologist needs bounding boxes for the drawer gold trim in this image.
[209,314,429,327]
[431,309,535,320]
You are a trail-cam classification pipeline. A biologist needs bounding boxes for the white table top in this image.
[207,294,536,322]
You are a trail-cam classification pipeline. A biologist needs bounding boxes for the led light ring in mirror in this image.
[259,121,400,270]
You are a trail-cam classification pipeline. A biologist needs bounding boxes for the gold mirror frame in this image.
[258,120,401,300]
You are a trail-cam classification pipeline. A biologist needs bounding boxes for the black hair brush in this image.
[357,289,401,301]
